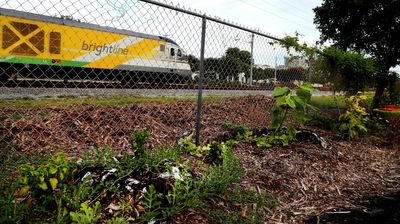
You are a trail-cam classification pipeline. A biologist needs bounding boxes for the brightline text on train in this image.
[81,41,129,56]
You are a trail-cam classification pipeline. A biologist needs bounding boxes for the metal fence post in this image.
[308,54,313,83]
[195,15,207,146]
[249,33,254,86]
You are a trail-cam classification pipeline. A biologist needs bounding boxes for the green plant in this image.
[254,83,315,148]
[81,146,118,168]
[205,141,232,165]
[178,138,204,157]
[38,110,53,117]
[69,201,101,224]
[17,152,71,197]
[198,149,243,197]
[338,95,369,139]
[255,126,297,148]
[131,130,151,156]
[271,83,315,130]
[209,187,277,224]
[107,217,129,224]
[139,185,164,222]
[223,121,252,142]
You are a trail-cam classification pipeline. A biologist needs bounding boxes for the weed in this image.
[69,201,101,224]
[198,149,243,197]
[9,113,24,120]
[38,110,52,117]
[208,187,277,224]
[223,121,252,142]
[131,130,151,156]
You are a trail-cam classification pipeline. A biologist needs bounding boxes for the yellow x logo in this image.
[3,22,44,55]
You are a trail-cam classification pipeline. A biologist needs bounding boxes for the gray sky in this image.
[168,0,323,45]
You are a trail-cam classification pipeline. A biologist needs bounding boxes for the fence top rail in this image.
[138,0,282,42]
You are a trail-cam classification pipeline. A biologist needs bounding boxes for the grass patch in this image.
[310,95,346,109]
[0,95,228,108]
[310,92,374,109]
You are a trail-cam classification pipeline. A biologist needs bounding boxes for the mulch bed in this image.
[1,95,399,223]
[0,96,273,153]
[234,127,400,223]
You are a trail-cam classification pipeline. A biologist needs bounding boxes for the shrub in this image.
[338,95,369,139]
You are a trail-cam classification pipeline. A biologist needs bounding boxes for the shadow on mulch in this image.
[306,192,400,224]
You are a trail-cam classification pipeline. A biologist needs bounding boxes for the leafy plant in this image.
[178,138,204,157]
[81,146,118,168]
[255,126,297,148]
[17,152,71,197]
[131,130,151,156]
[270,82,316,130]
[205,141,231,165]
[338,95,369,139]
[69,201,101,224]
[223,121,252,142]
[254,83,316,148]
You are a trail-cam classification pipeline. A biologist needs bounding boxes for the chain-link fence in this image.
[0,0,312,152]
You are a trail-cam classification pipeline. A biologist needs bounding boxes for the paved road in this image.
[0,87,335,100]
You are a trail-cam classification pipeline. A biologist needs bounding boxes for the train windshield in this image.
[178,49,188,61]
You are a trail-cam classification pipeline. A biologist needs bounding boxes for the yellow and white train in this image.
[0,8,192,83]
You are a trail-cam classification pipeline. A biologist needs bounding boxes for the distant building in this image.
[253,64,271,70]
[276,65,287,70]
[284,57,308,69]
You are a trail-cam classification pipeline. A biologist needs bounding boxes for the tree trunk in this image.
[372,69,390,109]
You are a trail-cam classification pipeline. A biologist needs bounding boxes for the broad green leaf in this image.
[49,166,58,175]
[285,97,296,109]
[293,96,306,111]
[294,111,312,125]
[286,125,297,140]
[38,182,48,190]
[275,96,287,107]
[19,186,30,195]
[49,178,58,190]
[299,82,314,91]
[23,176,28,184]
[272,87,290,97]
[296,88,312,102]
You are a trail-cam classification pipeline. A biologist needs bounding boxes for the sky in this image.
[167,0,323,45]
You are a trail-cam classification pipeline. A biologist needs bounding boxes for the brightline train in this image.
[0,8,192,84]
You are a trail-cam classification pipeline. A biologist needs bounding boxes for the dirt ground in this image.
[1,96,399,223]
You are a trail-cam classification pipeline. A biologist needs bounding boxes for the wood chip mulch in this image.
[233,127,400,223]
[1,95,399,223]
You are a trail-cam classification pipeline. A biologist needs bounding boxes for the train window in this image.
[170,48,175,57]
[160,44,165,52]
[177,49,182,57]
[49,32,61,54]
[4,22,44,56]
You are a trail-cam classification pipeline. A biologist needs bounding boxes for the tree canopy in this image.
[314,0,400,106]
